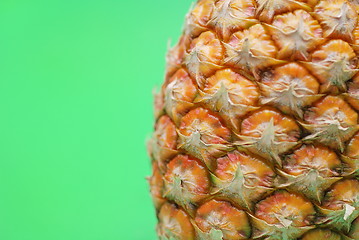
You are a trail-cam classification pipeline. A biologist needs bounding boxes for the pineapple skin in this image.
[148,0,359,239]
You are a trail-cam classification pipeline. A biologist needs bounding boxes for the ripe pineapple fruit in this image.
[148,0,359,239]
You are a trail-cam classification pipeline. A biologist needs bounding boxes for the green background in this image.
[0,0,193,239]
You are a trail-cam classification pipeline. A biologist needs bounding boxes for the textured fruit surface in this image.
[148,0,359,239]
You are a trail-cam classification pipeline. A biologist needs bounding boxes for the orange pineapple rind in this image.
[207,0,257,41]
[266,9,324,61]
[149,162,165,210]
[165,34,191,82]
[301,228,342,240]
[301,39,358,93]
[346,132,359,159]
[223,24,285,79]
[155,115,178,150]
[313,0,358,42]
[178,107,233,170]
[259,62,322,117]
[344,73,359,111]
[341,132,359,177]
[194,199,251,240]
[210,150,275,210]
[164,68,197,125]
[347,84,359,111]
[302,95,359,152]
[149,115,178,171]
[317,179,359,233]
[276,144,342,203]
[251,191,315,239]
[185,0,214,38]
[255,0,311,23]
[236,109,300,166]
[184,31,224,88]
[195,68,260,130]
[228,23,277,58]
[353,21,359,48]
[157,203,195,240]
[163,155,211,213]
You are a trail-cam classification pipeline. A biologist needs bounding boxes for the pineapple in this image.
[148,0,359,239]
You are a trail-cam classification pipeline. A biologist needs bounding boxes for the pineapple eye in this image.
[154,115,177,150]
[178,107,232,170]
[323,179,359,211]
[157,203,195,240]
[195,199,251,240]
[238,108,300,165]
[314,0,357,42]
[196,68,260,129]
[259,62,320,117]
[241,109,300,141]
[163,155,210,212]
[224,23,282,78]
[184,31,224,87]
[185,0,214,37]
[165,69,196,103]
[165,34,191,81]
[252,191,316,239]
[346,131,359,159]
[278,144,342,203]
[302,229,342,240]
[303,95,358,151]
[163,68,197,124]
[208,0,256,40]
[302,39,357,93]
[255,191,315,227]
[319,179,359,232]
[228,24,277,59]
[149,115,178,171]
[283,145,341,177]
[149,163,165,209]
[213,151,275,210]
[347,74,359,111]
[255,0,311,23]
[268,9,323,61]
